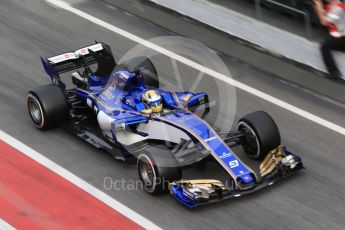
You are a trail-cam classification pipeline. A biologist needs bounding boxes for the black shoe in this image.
[330,71,344,80]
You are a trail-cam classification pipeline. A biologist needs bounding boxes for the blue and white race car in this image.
[27,42,304,208]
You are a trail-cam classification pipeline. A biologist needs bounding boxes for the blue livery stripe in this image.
[163,111,254,184]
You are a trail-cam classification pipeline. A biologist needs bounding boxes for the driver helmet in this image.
[142,90,162,113]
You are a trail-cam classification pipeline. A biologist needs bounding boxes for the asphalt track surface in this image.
[1,0,345,229]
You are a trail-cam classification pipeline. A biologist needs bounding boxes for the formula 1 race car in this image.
[26,42,304,208]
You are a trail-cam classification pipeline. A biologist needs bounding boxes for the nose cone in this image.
[238,173,254,184]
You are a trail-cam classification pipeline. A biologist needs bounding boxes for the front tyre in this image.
[137,150,181,195]
[27,84,69,130]
[238,111,281,160]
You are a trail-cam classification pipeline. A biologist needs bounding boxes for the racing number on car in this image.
[229,160,239,168]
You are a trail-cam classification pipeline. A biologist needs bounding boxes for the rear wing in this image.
[41,42,116,85]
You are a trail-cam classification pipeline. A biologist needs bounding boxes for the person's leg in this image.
[320,37,345,79]
[321,37,339,76]
[325,36,345,50]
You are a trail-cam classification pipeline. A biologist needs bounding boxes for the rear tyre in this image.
[137,148,181,194]
[238,111,281,160]
[27,84,69,130]
[118,56,159,88]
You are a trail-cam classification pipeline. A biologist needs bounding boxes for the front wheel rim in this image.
[238,121,260,159]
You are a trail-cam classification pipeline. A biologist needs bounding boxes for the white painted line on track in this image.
[0,219,16,230]
[0,130,162,230]
[45,0,345,137]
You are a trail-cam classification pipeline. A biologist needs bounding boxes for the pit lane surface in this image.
[1,0,345,229]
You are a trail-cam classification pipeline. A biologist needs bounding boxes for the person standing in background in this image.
[314,0,345,80]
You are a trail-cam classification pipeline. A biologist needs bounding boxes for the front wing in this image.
[169,146,304,208]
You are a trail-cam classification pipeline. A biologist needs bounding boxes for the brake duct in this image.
[260,146,299,177]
